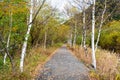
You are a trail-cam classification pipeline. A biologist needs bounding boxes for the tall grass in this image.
[69,45,119,80]
[0,46,58,80]
[24,47,58,78]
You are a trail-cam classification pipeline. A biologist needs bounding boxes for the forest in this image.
[0,0,120,80]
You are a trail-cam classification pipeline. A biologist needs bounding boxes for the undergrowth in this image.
[0,46,58,80]
[68,45,120,80]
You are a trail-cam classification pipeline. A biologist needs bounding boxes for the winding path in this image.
[36,46,89,80]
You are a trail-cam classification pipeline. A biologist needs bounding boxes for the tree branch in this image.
[28,0,46,26]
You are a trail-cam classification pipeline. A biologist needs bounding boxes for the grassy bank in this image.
[0,46,59,80]
[69,45,120,80]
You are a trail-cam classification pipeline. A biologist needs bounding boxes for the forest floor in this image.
[36,46,89,80]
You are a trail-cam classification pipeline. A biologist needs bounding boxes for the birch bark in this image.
[70,33,73,47]
[95,0,106,52]
[4,12,12,64]
[91,0,96,69]
[20,0,33,72]
[73,22,77,48]
[82,0,87,54]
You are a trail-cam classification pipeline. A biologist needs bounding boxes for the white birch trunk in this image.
[95,0,106,52]
[4,35,11,64]
[82,0,87,54]
[67,33,72,47]
[20,0,33,72]
[73,22,77,48]
[83,10,86,48]
[4,34,10,64]
[81,34,83,47]
[91,0,96,69]
[4,12,12,64]
[70,33,73,47]
[79,0,87,54]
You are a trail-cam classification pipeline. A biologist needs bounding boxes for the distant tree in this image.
[64,4,78,48]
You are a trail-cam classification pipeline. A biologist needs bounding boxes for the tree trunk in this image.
[0,33,15,73]
[95,0,106,52]
[4,34,10,64]
[44,31,47,51]
[20,0,33,72]
[73,22,77,48]
[81,34,83,47]
[82,1,87,55]
[4,12,12,64]
[91,0,96,70]
[70,33,73,47]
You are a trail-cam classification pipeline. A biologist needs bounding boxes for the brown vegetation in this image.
[69,45,120,80]
[0,47,57,80]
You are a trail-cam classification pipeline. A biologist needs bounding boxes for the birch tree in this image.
[20,0,46,72]
[95,0,117,51]
[20,0,34,72]
[73,21,77,48]
[0,34,15,73]
[4,11,12,64]
[73,0,91,53]
[43,7,55,50]
[95,0,107,51]
[64,4,78,48]
[91,0,96,69]
[63,4,73,47]
[82,0,87,54]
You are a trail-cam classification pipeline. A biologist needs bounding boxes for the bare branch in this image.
[28,0,46,25]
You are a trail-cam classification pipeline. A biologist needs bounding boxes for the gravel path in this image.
[36,46,89,80]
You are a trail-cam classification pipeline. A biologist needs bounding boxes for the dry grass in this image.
[69,45,92,67]
[69,45,119,80]
[96,49,119,80]
[24,47,58,79]
[0,47,58,80]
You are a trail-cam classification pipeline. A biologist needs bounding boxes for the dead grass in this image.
[69,45,119,80]
[96,49,119,80]
[69,45,92,67]
[24,47,58,79]
[0,46,58,80]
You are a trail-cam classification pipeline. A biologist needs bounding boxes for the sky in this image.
[50,0,68,11]
[50,0,91,12]
[48,0,91,20]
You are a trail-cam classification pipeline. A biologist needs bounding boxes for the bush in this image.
[52,43,63,47]
[95,20,120,53]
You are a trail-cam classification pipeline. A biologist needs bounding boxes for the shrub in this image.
[96,20,120,53]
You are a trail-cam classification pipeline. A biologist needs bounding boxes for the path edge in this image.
[67,47,90,71]
[33,47,60,80]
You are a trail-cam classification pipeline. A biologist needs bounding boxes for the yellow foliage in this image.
[12,27,18,32]
[90,70,99,80]
[115,74,120,80]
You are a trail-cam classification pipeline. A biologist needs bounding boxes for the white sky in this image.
[50,0,68,11]
[48,0,91,20]
[49,0,91,11]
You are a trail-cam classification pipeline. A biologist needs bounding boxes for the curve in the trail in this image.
[37,46,89,80]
